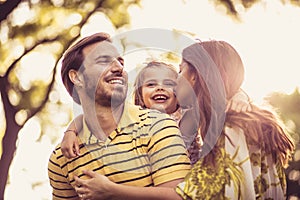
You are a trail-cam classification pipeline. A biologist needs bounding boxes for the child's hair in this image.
[133,61,178,108]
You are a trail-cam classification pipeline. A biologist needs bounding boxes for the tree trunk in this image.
[0,123,21,199]
[0,77,20,199]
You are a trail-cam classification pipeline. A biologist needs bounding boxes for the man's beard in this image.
[86,84,127,107]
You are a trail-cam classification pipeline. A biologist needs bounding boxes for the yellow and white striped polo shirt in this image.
[48,103,191,199]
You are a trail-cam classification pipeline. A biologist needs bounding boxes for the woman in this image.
[176,40,294,199]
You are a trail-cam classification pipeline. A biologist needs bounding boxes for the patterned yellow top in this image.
[176,126,286,200]
[48,103,191,199]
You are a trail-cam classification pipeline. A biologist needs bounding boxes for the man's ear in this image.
[69,69,83,87]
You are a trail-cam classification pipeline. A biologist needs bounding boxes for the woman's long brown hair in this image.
[185,40,294,167]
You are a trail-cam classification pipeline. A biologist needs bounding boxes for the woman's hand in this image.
[226,89,252,112]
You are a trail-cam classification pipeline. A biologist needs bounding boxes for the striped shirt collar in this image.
[79,102,144,145]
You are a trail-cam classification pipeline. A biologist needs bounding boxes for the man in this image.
[48,32,191,199]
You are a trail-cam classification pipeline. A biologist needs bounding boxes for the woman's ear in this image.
[69,69,83,87]
[190,72,197,87]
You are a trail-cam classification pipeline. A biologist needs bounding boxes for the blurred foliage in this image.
[0,0,140,148]
[266,88,300,197]
[291,0,300,6]
[1,0,300,198]
[267,88,300,134]
[210,0,300,20]
[0,0,140,140]
[266,89,300,153]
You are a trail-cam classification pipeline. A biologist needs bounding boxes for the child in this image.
[133,61,179,116]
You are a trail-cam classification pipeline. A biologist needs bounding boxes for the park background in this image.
[0,0,300,199]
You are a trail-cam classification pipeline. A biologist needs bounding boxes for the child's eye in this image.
[145,82,157,87]
[164,81,177,87]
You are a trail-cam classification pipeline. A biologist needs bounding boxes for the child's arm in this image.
[61,114,83,158]
[226,88,252,112]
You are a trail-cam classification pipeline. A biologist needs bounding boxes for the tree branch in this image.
[4,36,61,78]
[21,0,107,125]
[0,77,16,121]
[0,0,22,23]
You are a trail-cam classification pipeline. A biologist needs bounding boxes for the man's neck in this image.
[82,102,124,140]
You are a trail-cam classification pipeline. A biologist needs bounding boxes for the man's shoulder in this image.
[128,102,171,116]
[133,106,174,123]
[49,143,64,161]
[120,103,177,131]
[123,103,164,118]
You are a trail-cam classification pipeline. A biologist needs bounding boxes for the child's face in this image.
[141,67,178,114]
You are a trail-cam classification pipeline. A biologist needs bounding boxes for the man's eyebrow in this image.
[94,55,111,60]
[94,55,123,61]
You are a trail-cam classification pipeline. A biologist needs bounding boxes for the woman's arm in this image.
[74,170,182,200]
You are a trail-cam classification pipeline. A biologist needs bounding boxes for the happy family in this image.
[48,31,294,200]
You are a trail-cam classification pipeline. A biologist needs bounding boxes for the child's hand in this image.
[61,114,83,158]
[61,130,80,158]
[226,89,252,112]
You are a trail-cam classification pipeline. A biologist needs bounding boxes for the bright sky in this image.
[4,0,300,199]
[79,0,300,103]
[125,0,300,103]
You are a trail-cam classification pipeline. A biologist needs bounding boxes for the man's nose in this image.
[110,59,124,73]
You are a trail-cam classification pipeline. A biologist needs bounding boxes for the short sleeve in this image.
[48,147,78,200]
[147,114,191,185]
